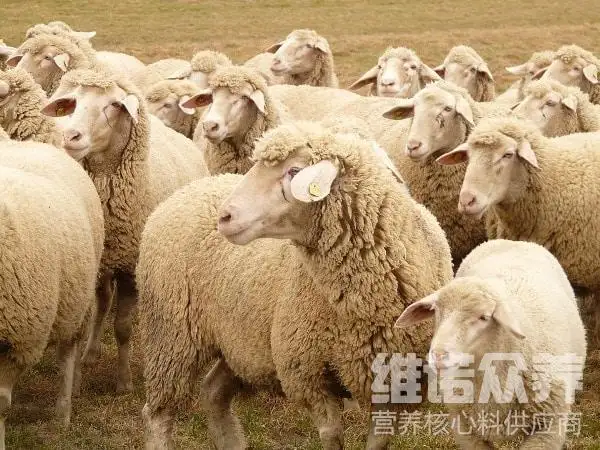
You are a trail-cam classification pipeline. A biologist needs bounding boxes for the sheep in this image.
[132,58,191,93]
[183,65,286,174]
[539,45,600,104]
[266,29,338,87]
[395,239,587,450]
[368,81,509,265]
[168,50,232,89]
[433,45,495,102]
[436,116,600,341]
[139,120,453,450]
[0,139,104,449]
[40,67,208,393]
[350,47,441,98]
[513,79,600,136]
[0,40,16,71]
[244,52,286,85]
[0,68,62,146]
[496,50,556,104]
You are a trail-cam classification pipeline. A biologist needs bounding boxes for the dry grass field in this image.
[3,0,600,448]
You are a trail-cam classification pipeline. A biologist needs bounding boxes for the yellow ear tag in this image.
[308,182,322,198]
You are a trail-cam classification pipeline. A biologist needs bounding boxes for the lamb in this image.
[132,58,191,93]
[244,52,285,85]
[377,81,509,264]
[433,45,495,102]
[0,139,104,449]
[0,68,62,146]
[40,67,208,392]
[513,79,600,136]
[0,40,16,71]
[350,47,440,97]
[168,50,232,89]
[496,50,556,104]
[266,29,338,87]
[139,121,453,449]
[539,45,600,104]
[145,79,203,138]
[395,239,587,450]
[437,116,600,341]
[183,65,285,174]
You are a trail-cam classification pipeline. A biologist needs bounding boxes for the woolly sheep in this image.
[145,79,202,138]
[437,116,600,340]
[396,239,586,449]
[0,139,104,448]
[266,29,338,87]
[41,67,208,392]
[433,45,495,102]
[169,50,232,89]
[139,121,453,449]
[244,52,285,85]
[539,45,600,104]
[132,58,191,93]
[350,47,440,97]
[496,50,556,104]
[183,65,285,174]
[0,40,16,72]
[513,79,600,136]
[0,68,62,146]
[368,81,509,264]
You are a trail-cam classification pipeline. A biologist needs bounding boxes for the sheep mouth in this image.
[270,66,288,75]
[218,220,262,245]
[63,144,90,161]
[459,202,489,221]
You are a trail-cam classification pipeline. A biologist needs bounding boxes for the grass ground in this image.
[3,0,600,448]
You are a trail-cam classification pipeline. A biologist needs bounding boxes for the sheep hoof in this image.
[54,402,71,427]
[116,380,134,394]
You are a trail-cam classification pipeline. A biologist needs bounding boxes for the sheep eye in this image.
[410,64,417,70]
[502,152,514,159]
[545,100,557,107]
[443,106,453,112]
[44,55,53,61]
[573,67,581,72]
[111,101,122,109]
[163,103,172,109]
[287,167,301,178]
[479,314,491,321]
[469,67,477,73]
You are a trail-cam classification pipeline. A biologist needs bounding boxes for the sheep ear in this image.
[265,41,284,53]
[583,64,599,84]
[313,37,330,53]
[394,292,438,328]
[433,64,445,77]
[493,301,526,339]
[71,31,96,40]
[168,66,192,80]
[436,143,469,165]
[517,139,539,169]
[178,95,196,115]
[0,45,16,57]
[290,160,338,203]
[455,96,475,126]
[41,97,76,117]
[420,64,442,84]
[53,53,70,72]
[249,90,266,115]
[371,143,405,184]
[531,66,548,80]
[181,89,213,109]
[382,99,415,120]
[119,94,140,123]
[561,95,577,111]
[506,63,529,76]
[349,65,379,90]
[6,54,23,67]
[477,63,494,81]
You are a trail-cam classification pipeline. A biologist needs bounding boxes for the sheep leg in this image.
[200,358,246,450]
[308,397,344,450]
[142,403,175,450]
[55,340,78,426]
[82,272,115,365]
[114,285,136,394]
[72,341,83,397]
[0,364,22,450]
[366,403,393,450]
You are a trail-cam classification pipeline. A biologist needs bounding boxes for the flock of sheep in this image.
[0,19,598,450]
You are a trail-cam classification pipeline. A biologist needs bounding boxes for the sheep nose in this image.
[64,129,82,143]
[218,210,233,225]
[381,77,395,86]
[406,139,422,153]
[458,191,477,211]
[429,350,449,368]
[203,120,220,134]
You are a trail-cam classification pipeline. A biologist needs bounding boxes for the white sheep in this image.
[0,68,62,146]
[41,67,208,392]
[350,47,440,97]
[244,52,285,86]
[0,139,104,448]
[437,116,600,341]
[139,121,452,449]
[0,40,16,71]
[132,58,191,93]
[433,45,495,102]
[396,239,587,449]
[168,49,232,89]
[266,29,338,87]
[513,79,600,136]
[496,50,556,104]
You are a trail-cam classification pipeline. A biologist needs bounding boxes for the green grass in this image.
[3,0,600,448]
